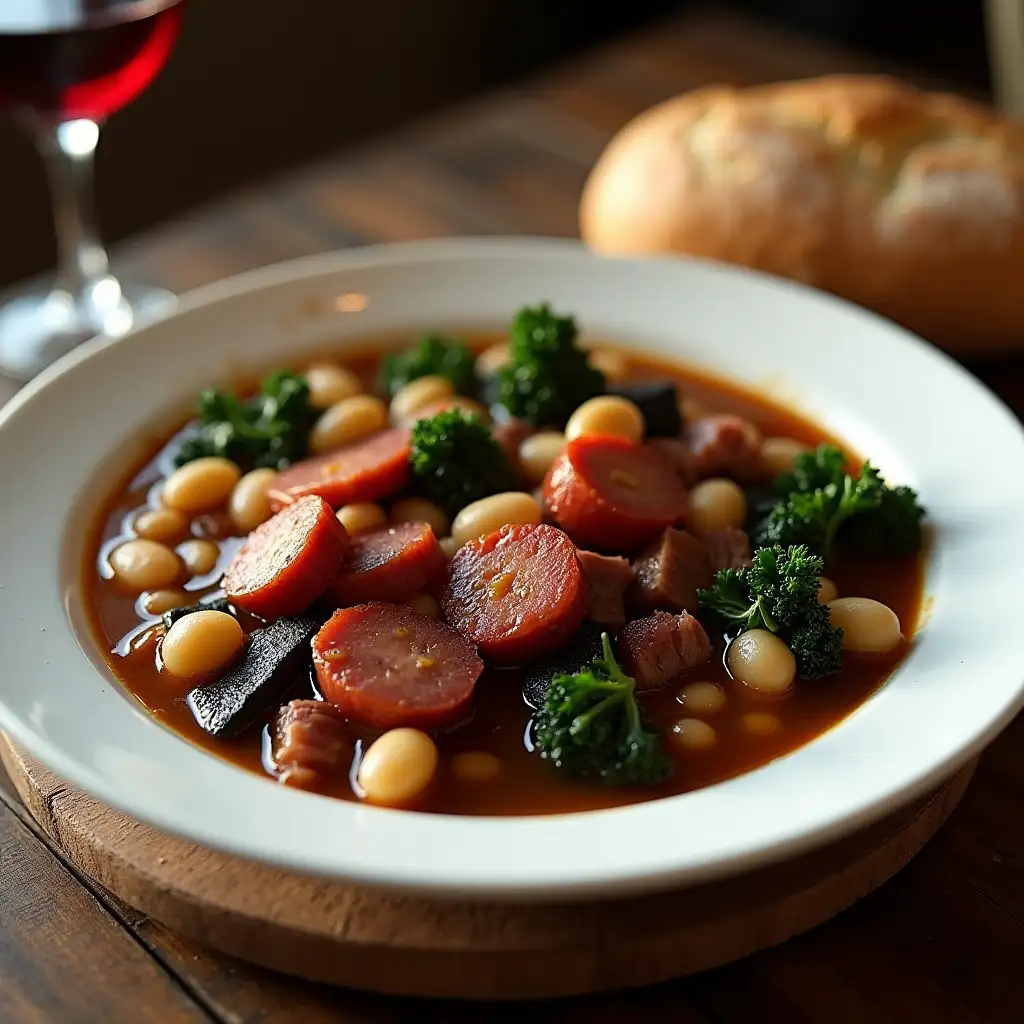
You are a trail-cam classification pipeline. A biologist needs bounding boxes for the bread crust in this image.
[579,76,1024,353]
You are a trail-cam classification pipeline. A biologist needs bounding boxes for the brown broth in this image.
[82,337,925,816]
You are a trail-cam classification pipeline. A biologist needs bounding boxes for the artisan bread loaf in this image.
[579,76,1024,354]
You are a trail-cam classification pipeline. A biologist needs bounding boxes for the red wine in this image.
[0,1,184,122]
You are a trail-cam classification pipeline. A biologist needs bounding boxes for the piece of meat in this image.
[685,415,766,482]
[700,527,753,572]
[619,610,712,690]
[326,521,445,606]
[273,699,350,790]
[543,436,688,550]
[647,437,698,488]
[576,549,634,630]
[442,523,588,663]
[222,495,348,620]
[313,603,483,730]
[630,527,713,614]
[268,428,411,511]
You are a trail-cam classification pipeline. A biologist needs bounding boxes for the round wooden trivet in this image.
[0,736,974,1000]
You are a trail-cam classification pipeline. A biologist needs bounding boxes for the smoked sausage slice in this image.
[223,495,347,620]
[268,428,411,511]
[313,603,483,730]
[442,523,588,663]
[325,522,446,606]
[543,435,687,550]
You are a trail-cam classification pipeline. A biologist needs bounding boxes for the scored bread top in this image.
[579,75,1024,354]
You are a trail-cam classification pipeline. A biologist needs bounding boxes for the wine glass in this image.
[0,0,186,381]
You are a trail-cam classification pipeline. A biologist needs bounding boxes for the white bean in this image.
[761,436,811,475]
[451,751,502,783]
[671,718,717,751]
[134,507,188,544]
[162,458,241,515]
[141,589,190,616]
[229,468,277,534]
[431,396,491,424]
[357,728,438,806]
[304,362,361,408]
[110,539,183,592]
[827,597,902,653]
[309,395,387,453]
[439,536,459,559]
[743,712,781,736]
[337,502,387,534]
[450,492,543,548]
[161,610,244,678]
[677,681,726,714]
[389,375,454,426]
[390,498,449,537]
[565,395,644,443]
[727,629,796,695]
[818,576,839,604]
[518,431,565,485]
[177,538,220,576]
[689,478,747,533]
[476,343,509,376]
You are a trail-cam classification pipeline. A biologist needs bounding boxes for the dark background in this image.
[0,0,991,287]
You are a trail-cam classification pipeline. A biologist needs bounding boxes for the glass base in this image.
[0,276,176,382]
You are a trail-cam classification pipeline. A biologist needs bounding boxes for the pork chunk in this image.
[686,415,765,482]
[619,611,712,690]
[630,527,713,614]
[576,549,635,630]
[273,699,350,790]
[700,527,753,572]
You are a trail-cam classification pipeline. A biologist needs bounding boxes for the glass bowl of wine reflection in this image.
[0,0,185,381]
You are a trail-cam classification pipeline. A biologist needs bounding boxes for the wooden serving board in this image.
[0,736,974,1001]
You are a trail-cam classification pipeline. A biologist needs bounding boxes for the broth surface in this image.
[83,337,924,815]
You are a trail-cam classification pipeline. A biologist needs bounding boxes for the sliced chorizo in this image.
[441,523,588,663]
[313,603,483,730]
[543,435,688,551]
[268,428,411,511]
[222,495,348,620]
[325,521,446,606]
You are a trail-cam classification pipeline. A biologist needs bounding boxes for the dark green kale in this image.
[841,485,925,556]
[697,544,844,679]
[534,633,671,786]
[755,444,925,559]
[409,409,516,517]
[378,333,476,397]
[494,303,605,427]
[174,370,318,471]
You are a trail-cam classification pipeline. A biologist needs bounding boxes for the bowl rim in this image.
[1,235,1023,901]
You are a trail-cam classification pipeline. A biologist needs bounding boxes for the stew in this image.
[83,305,925,815]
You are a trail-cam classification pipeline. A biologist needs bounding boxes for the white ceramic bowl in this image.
[1,238,1022,902]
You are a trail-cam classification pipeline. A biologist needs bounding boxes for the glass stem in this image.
[36,119,110,297]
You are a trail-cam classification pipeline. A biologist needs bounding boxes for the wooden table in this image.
[2,10,1023,1022]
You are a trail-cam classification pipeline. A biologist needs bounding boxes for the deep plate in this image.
[0,238,1022,901]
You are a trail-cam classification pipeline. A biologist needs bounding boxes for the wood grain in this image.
[0,739,978,1000]
[0,801,209,1024]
